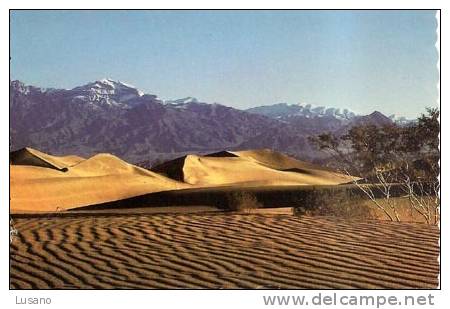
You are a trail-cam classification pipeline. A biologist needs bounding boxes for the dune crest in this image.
[11,147,358,212]
[10,147,84,171]
[10,149,188,212]
[155,149,357,186]
[233,149,359,183]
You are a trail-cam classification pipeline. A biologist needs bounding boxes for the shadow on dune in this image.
[73,183,408,212]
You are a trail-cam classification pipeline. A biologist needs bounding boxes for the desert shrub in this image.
[308,108,440,224]
[293,188,374,220]
[227,191,263,213]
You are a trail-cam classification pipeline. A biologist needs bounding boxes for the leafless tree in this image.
[309,108,439,224]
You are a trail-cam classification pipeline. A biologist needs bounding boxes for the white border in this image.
[1,2,446,309]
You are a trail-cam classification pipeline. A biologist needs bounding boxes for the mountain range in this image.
[10,79,401,165]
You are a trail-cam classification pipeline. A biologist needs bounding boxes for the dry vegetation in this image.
[309,108,440,224]
[227,191,263,213]
[292,189,373,220]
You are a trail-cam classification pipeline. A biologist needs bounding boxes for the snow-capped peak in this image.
[99,78,117,87]
[96,78,143,94]
[293,102,357,120]
[247,102,357,121]
[74,78,143,93]
[71,78,146,107]
[165,97,199,105]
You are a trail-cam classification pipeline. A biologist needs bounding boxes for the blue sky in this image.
[10,10,438,118]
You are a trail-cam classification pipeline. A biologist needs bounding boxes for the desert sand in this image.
[10,148,356,212]
[10,214,439,289]
[9,147,439,289]
[10,147,85,171]
[10,148,188,212]
[154,149,357,186]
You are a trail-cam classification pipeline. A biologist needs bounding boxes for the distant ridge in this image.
[11,79,402,165]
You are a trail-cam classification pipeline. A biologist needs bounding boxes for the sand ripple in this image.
[10,215,439,289]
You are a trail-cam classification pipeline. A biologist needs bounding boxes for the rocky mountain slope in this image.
[10,79,397,164]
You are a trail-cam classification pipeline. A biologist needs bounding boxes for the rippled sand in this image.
[10,214,439,289]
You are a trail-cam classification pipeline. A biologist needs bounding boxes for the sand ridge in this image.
[11,147,357,212]
[10,214,439,289]
[232,149,359,183]
[10,147,85,171]
[10,149,189,212]
[182,154,332,186]
[156,149,357,186]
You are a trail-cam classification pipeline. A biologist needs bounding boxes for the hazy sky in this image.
[10,10,438,118]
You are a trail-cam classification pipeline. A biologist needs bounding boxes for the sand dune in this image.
[10,214,439,289]
[11,147,356,212]
[10,147,84,171]
[182,154,327,186]
[231,149,334,172]
[10,148,188,212]
[232,149,359,184]
[10,148,438,289]
[154,149,356,186]
[69,153,157,177]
